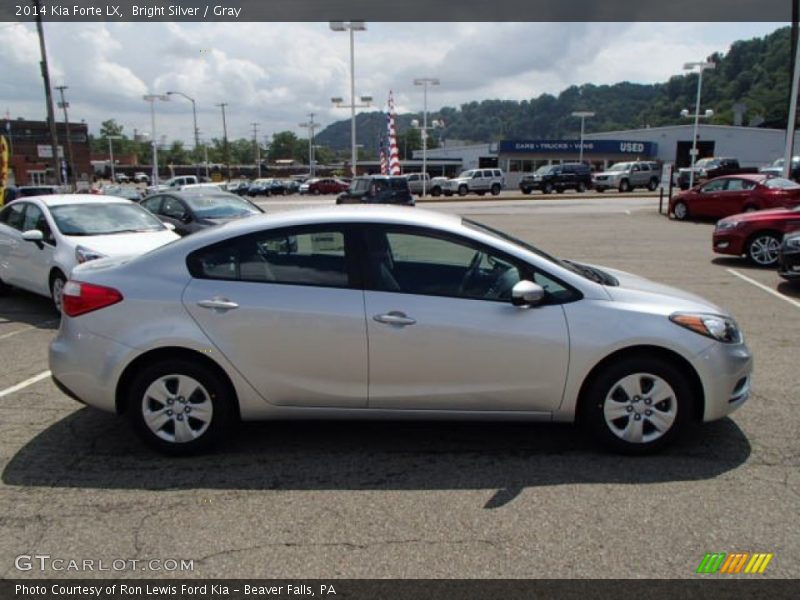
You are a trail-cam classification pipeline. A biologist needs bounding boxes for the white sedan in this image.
[0,194,179,311]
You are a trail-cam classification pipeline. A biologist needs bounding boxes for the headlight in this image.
[669,313,742,344]
[715,220,740,232]
[784,236,800,249]
[75,245,107,264]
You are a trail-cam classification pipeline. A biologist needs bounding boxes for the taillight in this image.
[61,281,123,317]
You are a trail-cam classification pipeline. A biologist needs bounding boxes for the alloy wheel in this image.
[748,235,780,266]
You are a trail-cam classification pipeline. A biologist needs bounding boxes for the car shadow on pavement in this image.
[0,289,59,327]
[2,408,751,509]
[777,281,800,298]
[710,257,770,272]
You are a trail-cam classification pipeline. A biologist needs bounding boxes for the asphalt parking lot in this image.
[0,195,798,579]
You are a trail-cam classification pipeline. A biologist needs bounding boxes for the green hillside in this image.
[315,26,794,152]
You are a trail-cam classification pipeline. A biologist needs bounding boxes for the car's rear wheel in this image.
[581,357,693,454]
[128,359,235,455]
[458,185,468,196]
[672,201,689,221]
[542,183,553,194]
[491,183,501,195]
[49,270,67,313]
[746,232,781,267]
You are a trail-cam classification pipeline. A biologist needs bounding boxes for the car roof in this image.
[10,194,132,207]
[715,173,767,181]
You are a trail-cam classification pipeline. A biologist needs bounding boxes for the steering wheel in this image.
[458,250,485,295]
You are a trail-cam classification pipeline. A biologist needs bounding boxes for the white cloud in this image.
[0,21,785,144]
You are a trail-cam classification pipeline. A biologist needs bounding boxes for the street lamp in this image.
[298,113,320,177]
[166,90,201,178]
[682,61,716,189]
[105,134,122,182]
[571,111,595,164]
[330,21,367,177]
[413,78,441,196]
[142,94,169,187]
[215,102,230,180]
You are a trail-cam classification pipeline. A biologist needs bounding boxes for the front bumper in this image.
[692,339,753,422]
[778,246,800,280]
[712,231,746,256]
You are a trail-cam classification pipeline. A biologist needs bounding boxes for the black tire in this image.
[542,183,553,194]
[580,356,694,455]
[672,201,689,221]
[458,185,468,197]
[312,188,320,196]
[647,178,659,191]
[576,182,586,193]
[431,187,442,197]
[49,270,67,314]
[746,232,782,267]
[619,179,631,193]
[556,187,565,194]
[520,187,532,194]
[491,183,501,196]
[127,359,236,455]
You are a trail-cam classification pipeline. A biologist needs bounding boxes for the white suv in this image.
[445,169,505,196]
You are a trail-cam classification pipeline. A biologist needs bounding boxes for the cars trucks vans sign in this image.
[498,140,657,156]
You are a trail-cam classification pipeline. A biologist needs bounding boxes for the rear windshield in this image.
[183,194,261,218]
[764,177,800,190]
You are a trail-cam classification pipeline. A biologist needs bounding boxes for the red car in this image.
[304,178,349,195]
[713,205,800,266]
[670,174,800,221]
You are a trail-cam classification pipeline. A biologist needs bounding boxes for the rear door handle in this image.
[373,311,416,326]
[197,297,239,311]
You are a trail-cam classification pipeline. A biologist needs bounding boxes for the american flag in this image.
[386,91,401,175]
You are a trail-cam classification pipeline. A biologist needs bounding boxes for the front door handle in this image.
[197,297,239,311]
[373,311,416,326]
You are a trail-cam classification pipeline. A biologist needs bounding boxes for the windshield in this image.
[50,202,165,236]
[764,177,800,190]
[608,163,632,171]
[457,170,476,179]
[535,165,553,174]
[463,218,618,285]
[183,194,260,218]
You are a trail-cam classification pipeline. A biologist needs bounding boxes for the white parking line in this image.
[727,269,800,309]
[0,319,59,341]
[0,370,52,399]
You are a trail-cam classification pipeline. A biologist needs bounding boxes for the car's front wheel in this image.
[581,357,693,454]
[746,232,781,267]
[458,185,468,196]
[128,359,236,455]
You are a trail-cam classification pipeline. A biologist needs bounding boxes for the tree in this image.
[270,131,301,160]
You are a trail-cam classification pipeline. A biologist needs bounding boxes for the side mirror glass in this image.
[163,222,176,231]
[21,229,44,243]
[180,214,192,224]
[511,280,545,307]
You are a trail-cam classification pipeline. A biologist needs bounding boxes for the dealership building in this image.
[416,124,799,188]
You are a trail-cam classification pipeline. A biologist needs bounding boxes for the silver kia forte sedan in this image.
[49,207,752,455]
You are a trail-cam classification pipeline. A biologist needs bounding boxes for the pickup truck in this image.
[146,175,199,195]
[677,158,758,190]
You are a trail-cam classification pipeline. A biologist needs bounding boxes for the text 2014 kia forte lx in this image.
[49,207,752,455]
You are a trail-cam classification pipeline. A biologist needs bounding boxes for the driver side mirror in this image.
[179,213,192,224]
[511,280,545,307]
[21,230,44,243]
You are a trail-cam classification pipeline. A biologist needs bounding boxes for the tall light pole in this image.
[106,134,122,182]
[216,102,230,180]
[298,113,320,177]
[33,0,61,186]
[683,61,715,189]
[142,94,169,187]
[412,78,441,196]
[783,32,800,179]
[571,111,595,164]
[251,122,260,178]
[55,85,77,189]
[330,21,367,177]
[166,90,200,178]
